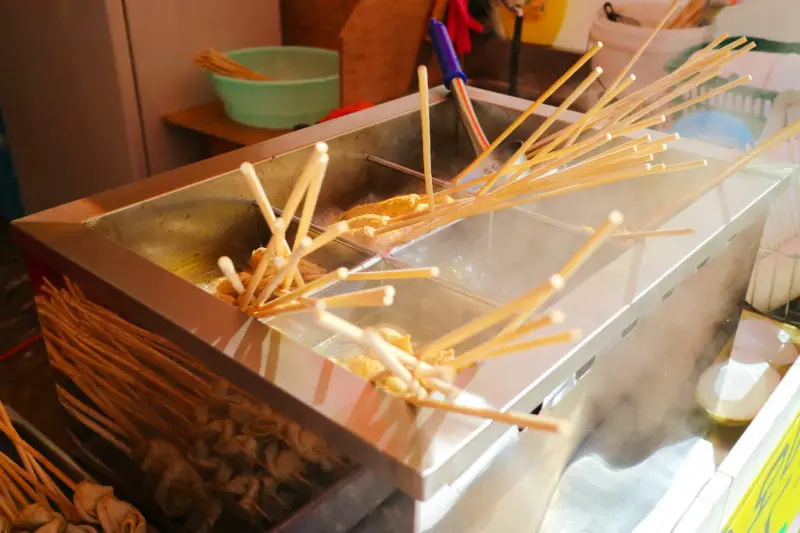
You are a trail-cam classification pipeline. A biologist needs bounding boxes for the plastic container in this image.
[664,37,798,137]
[589,2,712,94]
[210,47,340,129]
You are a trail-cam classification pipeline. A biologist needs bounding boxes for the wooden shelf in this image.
[163,101,290,155]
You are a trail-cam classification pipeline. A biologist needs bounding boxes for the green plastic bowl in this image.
[210,47,340,129]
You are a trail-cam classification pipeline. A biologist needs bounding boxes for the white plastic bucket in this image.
[589,2,712,93]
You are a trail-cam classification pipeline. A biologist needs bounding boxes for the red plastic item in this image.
[0,332,42,362]
[447,0,483,56]
[318,102,375,123]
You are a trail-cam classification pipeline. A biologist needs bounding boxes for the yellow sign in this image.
[497,0,568,46]
[725,409,800,532]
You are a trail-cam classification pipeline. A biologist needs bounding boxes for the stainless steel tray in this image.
[12,86,792,508]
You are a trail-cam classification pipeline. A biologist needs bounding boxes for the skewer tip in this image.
[595,41,604,49]
[594,66,604,75]
[240,161,256,175]
[550,274,565,291]
[550,310,566,325]
[383,286,397,306]
[334,221,349,233]
[299,236,313,251]
[645,135,652,142]
[335,267,349,280]
[569,329,583,341]
[320,153,330,165]
[700,159,708,167]
[218,255,233,270]
[430,266,441,277]
[608,210,624,225]
[605,133,613,141]
[629,74,637,82]
[315,142,329,154]
[673,132,681,140]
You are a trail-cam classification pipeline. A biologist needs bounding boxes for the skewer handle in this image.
[405,396,566,433]
[428,19,466,90]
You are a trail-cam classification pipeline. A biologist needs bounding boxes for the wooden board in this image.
[339,0,432,106]
[280,0,361,50]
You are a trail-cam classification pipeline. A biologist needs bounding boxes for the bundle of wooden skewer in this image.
[192,48,271,81]
[216,143,445,320]
[36,278,350,532]
[332,4,800,248]
[0,401,146,533]
[313,210,626,434]
[667,0,707,29]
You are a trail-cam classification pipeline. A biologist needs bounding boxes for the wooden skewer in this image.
[373,200,466,235]
[255,267,348,313]
[255,239,312,306]
[241,162,282,238]
[499,211,623,335]
[418,66,436,211]
[252,300,315,318]
[488,310,566,346]
[479,66,605,195]
[218,256,245,294]
[417,275,565,361]
[604,0,682,98]
[363,329,426,397]
[307,221,349,255]
[282,143,329,223]
[293,152,329,252]
[616,228,696,239]
[0,458,31,509]
[449,329,582,371]
[618,65,725,127]
[643,119,800,231]
[610,115,667,139]
[561,74,638,150]
[0,404,35,489]
[314,309,456,387]
[240,161,301,287]
[347,267,439,281]
[319,286,396,308]
[453,41,604,184]
[659,159,708,174]
[240,220,286,310]
[287,151,329,288]
[686,32,730,63]
[404,396,566,433]
[531,35,742,153]
[0,492,16,520]
[0,423,77,492]
[193,48,270,81]
[0,453,48,509]
[645,75,753,125]
[600,36,742,125]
